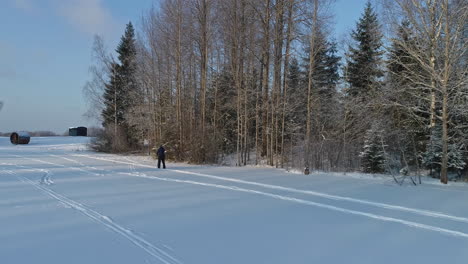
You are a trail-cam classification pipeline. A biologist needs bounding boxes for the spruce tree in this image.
[385,20,428,164]
[287,58,301,92]
[116,22,138,106]
[286,58,307,135]
[388,20,415,85]
[101,22,139,150]
[360,126,386,173]
[345,2,384,99]
[281,56,317,156]
[101,62,123,127]
[301,33,341,133]
[213,70,237,153]
[422,126,466,177]
[317,39,340,129]
[322,41,340,91]
[302,33,340,100]
[116,22,139,147]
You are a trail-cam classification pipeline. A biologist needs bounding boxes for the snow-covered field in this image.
[1,137,468,264]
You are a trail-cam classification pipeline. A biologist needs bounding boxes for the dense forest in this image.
[84,0,468,183]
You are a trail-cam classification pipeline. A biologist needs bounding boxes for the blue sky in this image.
[0,0,369,134]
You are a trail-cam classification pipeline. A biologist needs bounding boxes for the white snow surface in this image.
[1,137,468,264]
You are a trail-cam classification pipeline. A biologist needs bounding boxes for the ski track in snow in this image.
[1,162,54,185]
[1,160,182,264]
[72,154,468,226]
[34,153,468,240]
[49,154,105,176]
[14,155,102,177]
[10,152,468,241]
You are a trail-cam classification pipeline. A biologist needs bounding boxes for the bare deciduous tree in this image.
[383,0,468,183]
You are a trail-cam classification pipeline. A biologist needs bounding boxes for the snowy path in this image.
[51,153,468,239]
[1,137,468,263]
[72,154,468,225]
[7,163,181,264]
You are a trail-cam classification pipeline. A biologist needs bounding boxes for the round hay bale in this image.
[10,132,31,145]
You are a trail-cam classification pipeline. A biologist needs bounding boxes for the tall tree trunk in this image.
[176,0,183,156]
[281,0,294,168]
[197,0,210,162]
[240,0,246,166]
[440,0,451,184]
[429,1,438,130]
[272,0,285,167]
[305,0,319,170]
[261,0,271,158]
[114,82,118,137]
[256,58,263,165]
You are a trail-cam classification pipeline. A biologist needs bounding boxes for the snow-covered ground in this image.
[1,137,468,264]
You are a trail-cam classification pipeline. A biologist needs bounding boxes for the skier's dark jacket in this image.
[157,146,165,158]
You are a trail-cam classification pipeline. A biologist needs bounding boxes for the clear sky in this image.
[0,0,369,134]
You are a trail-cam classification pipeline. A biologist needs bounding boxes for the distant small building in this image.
[69,127,87,137]
[10,131,31,145]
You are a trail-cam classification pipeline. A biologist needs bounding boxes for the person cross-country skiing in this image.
[156,145,166,169]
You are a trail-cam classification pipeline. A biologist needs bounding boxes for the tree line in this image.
[84,0,468,183]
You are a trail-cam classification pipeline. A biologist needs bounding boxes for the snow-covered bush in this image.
[399,167,409,176]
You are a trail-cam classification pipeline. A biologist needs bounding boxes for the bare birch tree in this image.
[384,0,468,183]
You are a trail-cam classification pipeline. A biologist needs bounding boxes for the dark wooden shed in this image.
[10,132,31,145]
[69,127,87,136]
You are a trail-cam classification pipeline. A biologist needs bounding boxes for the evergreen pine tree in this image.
[286,57,307,135]
[360,126,386,173]
[345,1,384,99]
[323,41,341,91]
[117,22,139,146]
[287,58,301,92]
[102,62,123,127]
[388,20,416,86]
[318,40,340,130]
[116,22,138,106]
[301,33,341,133]
[213,70,237,153]
[302,33,340,100]
[422,126,466,176]
[100,22,139,150]
[385,20,428,165]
